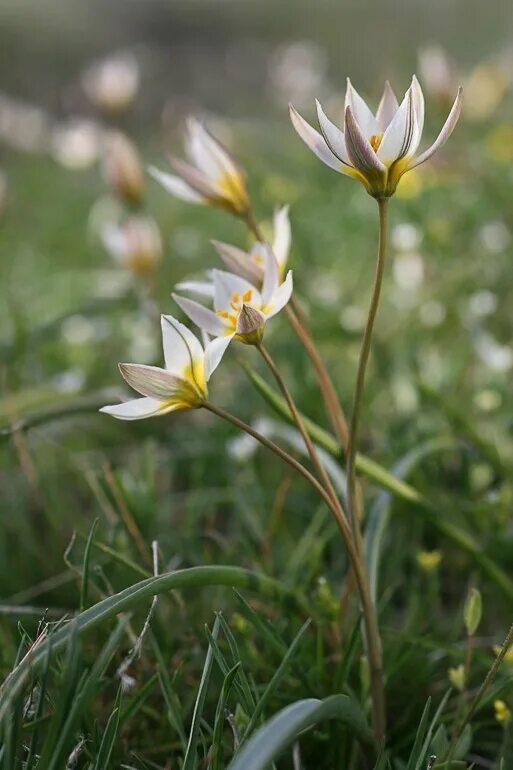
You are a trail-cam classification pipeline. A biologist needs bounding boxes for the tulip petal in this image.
[344,107,386,174]
[377,87,420,165]
[172,296,227,337]
[264,270,293,319]
[345,79,380,138]
[119,363,184,400]
[408,86,463,170]
[186,117,240,181]
[411,75,425,140]
[212,270,262,313]
[160,314,205,375]
[261,246,280,306]
[315,100,350,163]
[289,104,342,172]
[175,279,215,298]
[100,397,180,420]
[376,81,399,131]
[204,334,234,380]
[148,166,205,203]
[272,205,291,273]
[212,240,261,283]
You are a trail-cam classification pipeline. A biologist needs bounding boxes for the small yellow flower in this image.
[417,549,442,572]
[448,664,465,692]
[493,644,513,665]
[494,699,511,723]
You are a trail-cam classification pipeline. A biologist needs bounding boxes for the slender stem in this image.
[243,207,349,450]
[202,401,350,541]
[256,342,343,515]
[346,198,389,548]
[255,342,385,741]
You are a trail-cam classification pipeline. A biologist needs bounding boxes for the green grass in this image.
[1,93,513,768]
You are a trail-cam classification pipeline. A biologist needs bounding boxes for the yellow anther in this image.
[242,289,253,303]
[369,133,384,152]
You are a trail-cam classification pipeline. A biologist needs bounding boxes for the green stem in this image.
[346,197,388,546]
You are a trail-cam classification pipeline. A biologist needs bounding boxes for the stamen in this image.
[369,133,384,152]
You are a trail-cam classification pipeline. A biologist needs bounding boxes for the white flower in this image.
[82,52,140,115]
[173,249,293,346]
[100,315,230,420]
[290,76,463,198]
[101,216,162,276]
[212,205,291,283]
[149,118,249,216]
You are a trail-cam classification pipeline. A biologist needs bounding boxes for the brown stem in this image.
[243,208,349,450]
[255,342,385,741]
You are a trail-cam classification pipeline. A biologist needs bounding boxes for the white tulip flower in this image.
[173,249,293,346]
[290,76,463,198]
[100,315,230,420]
[149,118,249,216]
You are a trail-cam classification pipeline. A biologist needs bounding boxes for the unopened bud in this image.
[448,664,466,692]
[102,132,144,204]
[464,587,482,637]
[236,304,265,345]
[82,52,140,116]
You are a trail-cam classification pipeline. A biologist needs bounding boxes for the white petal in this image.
[315,100,350,164]
[212,270,261,313]
[344,79,380,138]
[261,246,280,306]
[376,86,420,165]
[272,206,291,272]
[376,81,399,131]
[175,279,215,298]
[186,117,239,181]
[148,166,205,203]
[408,86,463,170]
[204,334,234,380]
[289,104,342,172]
[172,295,227,336]
[119,363,183,399]
[411,75,425,140]
[160,314,205,374]
[212,240,261,283]
[344,107,387,174]
[100,397,178,420]
[264,270,293,319]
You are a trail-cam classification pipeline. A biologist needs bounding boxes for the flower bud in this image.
[235,304,265,345]
[101,216,162,277]
[464,587,482,637]
[102,132,144,204]
[82,52,140,116]
[448,664,465,692]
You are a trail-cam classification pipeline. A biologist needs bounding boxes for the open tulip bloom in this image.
[290,75,463,198]
[100,315,231,420]
[149,117,250,216]
[173,248,293,346]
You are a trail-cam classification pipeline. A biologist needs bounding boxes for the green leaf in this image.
[94,686,123,769]
[227,695,375,770]
[463,588,482,637]
[182,616,221,770]
[0,566,305,724]
[80,517,100,611]
[210,663,241,770]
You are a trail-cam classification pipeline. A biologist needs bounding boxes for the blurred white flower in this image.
[418,46,458,106]
[467,290,498,319]
[340,305,366,332]
[290,76,462,198]
[393,252,424,292]
[101,315,230,420]
[478,221,510,254]
[51,119,101,169]
[102,131,145,203]
[475,333,513,372]
[101,216,162,277]
[0,93,50,153]
[269,41,327,108]
[391,222,422,252]
[61,315,98,345]
[227,432,259,462]
[150,118,250,216]
[52,369,86,394]
[474,388,502,412]
[82,52,140,115]
[0,170,7,218]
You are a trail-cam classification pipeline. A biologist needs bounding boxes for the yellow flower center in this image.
[369,132,384,152]
[216,289,259,332]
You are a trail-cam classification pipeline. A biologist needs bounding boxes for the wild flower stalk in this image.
[103,76,463,744]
